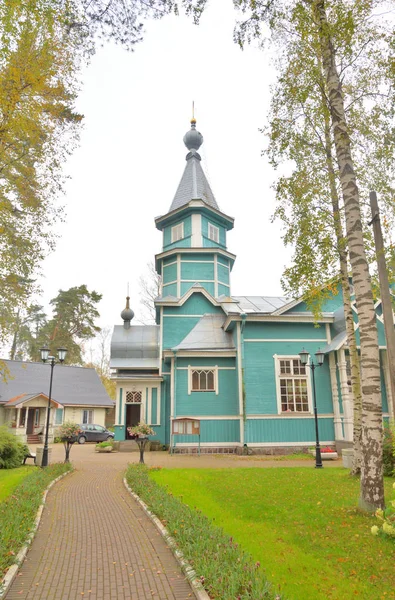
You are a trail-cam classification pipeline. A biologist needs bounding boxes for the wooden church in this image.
[110,119,392,452]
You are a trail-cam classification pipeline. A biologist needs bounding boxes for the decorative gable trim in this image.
[155,283,222,308]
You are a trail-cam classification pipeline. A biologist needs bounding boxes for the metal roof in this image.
[169,153,219,213]
[172,314,235,351]
[110,325,160,368]
[0,360,114,407]
[232,296,289,314]
[322,331,348,353]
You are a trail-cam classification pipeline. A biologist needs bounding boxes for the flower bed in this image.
[308,447,338,460]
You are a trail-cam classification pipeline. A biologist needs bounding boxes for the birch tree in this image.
[258,0,395,474]
[228,0,391,510]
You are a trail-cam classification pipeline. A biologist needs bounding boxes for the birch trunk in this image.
[323,113,362,475]
[315,0,384,511]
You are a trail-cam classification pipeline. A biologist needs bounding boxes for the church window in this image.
[126,391,142,403]
[191,369,216,392]
[171,222,184,242]
[277,358,310,413]
[208,222,219,243]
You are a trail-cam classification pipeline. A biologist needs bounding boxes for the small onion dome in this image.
[183,119,203,151]
[121,296,134,323]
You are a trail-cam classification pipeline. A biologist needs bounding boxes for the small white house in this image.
[0,359,114,443]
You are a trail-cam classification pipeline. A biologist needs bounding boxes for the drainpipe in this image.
[241,314,247,446]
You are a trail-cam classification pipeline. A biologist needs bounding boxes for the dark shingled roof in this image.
[0,360,114,407]
[169,153,219,213]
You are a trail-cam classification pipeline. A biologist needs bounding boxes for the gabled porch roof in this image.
[5,393,62,408]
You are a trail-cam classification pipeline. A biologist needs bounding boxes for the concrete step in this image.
[119,440,151,453]
[27,435,41,444]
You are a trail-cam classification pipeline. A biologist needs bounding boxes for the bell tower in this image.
[155,118,235,299]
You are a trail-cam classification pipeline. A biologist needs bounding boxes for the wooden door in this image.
[26,408,35,434]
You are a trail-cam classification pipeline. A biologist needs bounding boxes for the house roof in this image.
[110,325,160,368]
[5,393,62,408]
[0,360,114,407]
[172,314,235,351]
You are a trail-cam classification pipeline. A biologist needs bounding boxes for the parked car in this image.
[77,424,114,444]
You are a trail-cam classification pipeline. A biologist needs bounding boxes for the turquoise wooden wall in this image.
[243,322,333,416]
[218,264,229,284]
[243,321,328,340]
[162,282,177,296]
[163,216,192,250]
[201,215,226,248]
[283,286,344,314]
[181,261,214,280]
[163,262,177,284]
[245,417,335,443]
[175,364,238,417]
[218,284,230,296]
[163,316,201,349]
[173,419,240,444]
[176,357,235,368]
[162,294,225,349]
[163,294,223,315]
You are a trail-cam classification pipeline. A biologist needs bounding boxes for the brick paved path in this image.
[5,463,194,600]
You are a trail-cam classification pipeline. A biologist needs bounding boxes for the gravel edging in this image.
[0,468,73,599]
[123,477,210,600]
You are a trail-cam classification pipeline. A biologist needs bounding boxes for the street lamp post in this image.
[40,346,67,467]
[299,348,325,469]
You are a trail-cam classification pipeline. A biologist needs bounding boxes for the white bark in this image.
[315,0,384,511]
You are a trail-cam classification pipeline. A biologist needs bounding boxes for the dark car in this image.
[77,424,114,444]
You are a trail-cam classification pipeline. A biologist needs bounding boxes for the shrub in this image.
[372,482,395,539]
[96,441,113,448]
[383,422,395,477]
[126,465,282,600]
[58,421,81,440]
[127,422,156,439]
[0,426,26,469]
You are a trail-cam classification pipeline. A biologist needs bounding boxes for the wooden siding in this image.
[174,419,240,443]
[245,417,335,444]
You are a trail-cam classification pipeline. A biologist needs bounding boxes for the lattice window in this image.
[191,369,215,392]
[278,359,309,413]
[126,391,142,404]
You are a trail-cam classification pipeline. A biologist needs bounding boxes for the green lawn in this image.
[0,466,35,502]
[151,468,395,600]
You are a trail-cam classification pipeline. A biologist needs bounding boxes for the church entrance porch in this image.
[125,403,141,439]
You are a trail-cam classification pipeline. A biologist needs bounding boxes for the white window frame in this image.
[208,222,219,243]
[188,366,218,395]
[171,222,184,243]
[82,409,94,424]
[54,408,64,425]
[274,355,312,415]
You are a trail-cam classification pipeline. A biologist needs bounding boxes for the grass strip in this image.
[151,468,395,600]
[126,464,283,600]
[0,463,72,580]
[0,467,33,503]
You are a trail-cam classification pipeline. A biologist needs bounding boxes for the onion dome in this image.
[183,118,203,152]
[121,296,134,329]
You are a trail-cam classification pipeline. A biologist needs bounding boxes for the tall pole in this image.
[42,358,55,467]
[369,191,395,418]
[311,365,323,468]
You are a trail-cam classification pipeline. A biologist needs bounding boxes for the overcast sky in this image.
[39,1,292,335]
